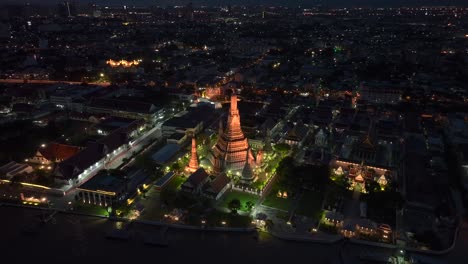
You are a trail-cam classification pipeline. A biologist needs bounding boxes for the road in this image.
[0,78,110,86]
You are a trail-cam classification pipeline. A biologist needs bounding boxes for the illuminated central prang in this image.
[210,94,255,181]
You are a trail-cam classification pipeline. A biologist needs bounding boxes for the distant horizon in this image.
[2,0,468,8]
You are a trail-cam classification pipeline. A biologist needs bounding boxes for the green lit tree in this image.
[170,162,182,172]
[245,201,255,211]
[274,143,291,156]
[135,153,156,173]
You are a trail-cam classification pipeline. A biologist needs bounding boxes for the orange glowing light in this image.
[106,59,141,68]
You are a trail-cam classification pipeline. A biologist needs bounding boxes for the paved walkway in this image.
[343,189,361,219]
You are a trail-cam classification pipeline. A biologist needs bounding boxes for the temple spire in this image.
[230,94,238,115]
[185,137,199,173]
[225,94,244,139]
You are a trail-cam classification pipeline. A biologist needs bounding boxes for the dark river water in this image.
[0,206,461,263]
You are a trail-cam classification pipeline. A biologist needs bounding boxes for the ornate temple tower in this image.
[211,94,252,175]
[186,137,199,173]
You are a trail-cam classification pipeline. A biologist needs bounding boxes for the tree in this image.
[196,133,210,145]
[245,201,255,211]
[228,199,241,214]
[413,230,443,250]
[9,175,22,189]
[36,170,53,185]
[135,154,156,173]
[274,143,291,156]
[365,180,381,193]
[170,162,182,172]
[276,156,295,186]
[161,188,177,209]
[296,164,330,189]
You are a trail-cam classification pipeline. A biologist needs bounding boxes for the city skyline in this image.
[3,0,468,7]
[0,2,466,263]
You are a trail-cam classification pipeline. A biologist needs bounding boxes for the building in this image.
[352,134,377,164]
[76,169,149,207]
[331,159,391,193]
[315,128,328,148]
[203,173,231,200]
[76,173,126,207]
[54,141,107,185]
[29,143,82,165]
[162,105,215,137]
[166,132,187,145]
[87,98,163,121]
[151,144,181,165]
[209,95,255,177]
[181,168,210,194]
[0,162,33,179]
[50,85,101,110]
[154,172,176,191]
[54,119,142,186]
[284,122,310,146]
[360,82,401,105]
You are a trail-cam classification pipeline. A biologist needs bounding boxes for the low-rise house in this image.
[323,211,344,227]
[203,173,231,200]
[181,168,210,194]
[154,172,176,191]
[283,122,310,146]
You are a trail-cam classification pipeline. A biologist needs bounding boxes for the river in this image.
[0,205,459,263]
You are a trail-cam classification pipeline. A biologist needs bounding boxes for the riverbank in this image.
[0,201,459,256]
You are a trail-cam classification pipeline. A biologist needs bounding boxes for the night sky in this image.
[3,0,468,7]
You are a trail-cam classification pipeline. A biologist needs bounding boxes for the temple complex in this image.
[331,159,391,193]
[209,94,256,181]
